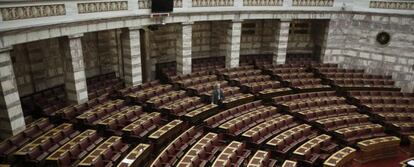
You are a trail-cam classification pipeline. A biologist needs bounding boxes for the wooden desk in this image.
[148,119,183,140]
[177,133,218,166]
[334,124,382,137]
[281,160,297,167]
[122,112,161,134]
[356,136,400,163]
[46,130,97,166]
[219,106,276,132]
[97,106,142,127]
[247,150,269,167]
[211,141,243,167]
[14,123,73,157]
[266,124,310,147]
[323,147,356,167]
[151,126,197,167]
[184,104,217,120]
[293,134,331,157]
[78,136,122,166]
[117,143,151,167]
[242,115,292,138]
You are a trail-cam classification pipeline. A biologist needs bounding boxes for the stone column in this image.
[61,34,89,104]
[122,27,143,87]
[273,19,291,65]
[0,47,26,139]
[176,22,193,75]
[226,20,242,68]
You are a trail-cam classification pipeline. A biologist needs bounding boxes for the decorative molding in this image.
[244,0,283,6]
[292,0,334,7]
[192,0,234,7]
[78,1,128,14]
[0,4,65,21]
[138,0,151,9]
[369,1,414,10]
[175,0,183,8]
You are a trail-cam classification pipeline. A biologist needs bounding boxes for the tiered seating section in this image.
[356,136,401,163]
[176,132,223,166]
[266,124,317,155]
[242,114,298,145]
[211,141,250,167]
[13,123,79,163]
[292,134,338,166]
[86,72,124,99]
[313,65,398,90]
[0,118,53,161]
[348,90,414,137]
[218,66,289,96]
[272,91,387,144]
[263,64,330,92]
[8,63,414,167]
[77,136,128,167]
[205,101,278,137]
[118,80,173,104]
[168,71,254,109]
[323,147,356,167]
[246,150,277,167]
[122,112,162,139]
[118,143,151,167]
[20,73,124,120]
[45,130,104,166]
[20,86,67,117]
[151,126,202,167]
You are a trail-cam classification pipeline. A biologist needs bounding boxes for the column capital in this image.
[280,19,292,22]
[0,46,12,53]
[68,33,83,39]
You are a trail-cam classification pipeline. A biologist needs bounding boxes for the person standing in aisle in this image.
[211,83,224,105]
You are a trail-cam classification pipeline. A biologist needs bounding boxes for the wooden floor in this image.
[351,148,411,167]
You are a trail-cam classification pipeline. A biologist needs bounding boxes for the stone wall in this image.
[82,32,100,78]
[11,38,65,96]
[149,21,231,64]
[239,20,279,56]
[192,22,212,58]
[287,20,314,54]
[11,31,120,97]
[97,30,120,76]
[211,21,229,57]
[149,24,180,63]
[324,13,414,92]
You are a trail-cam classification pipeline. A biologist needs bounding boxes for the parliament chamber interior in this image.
[0,0,413,167]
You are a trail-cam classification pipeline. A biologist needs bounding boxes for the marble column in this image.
[61,34,89,104]
[226,20,242,68]
[122,27,143,87]
[0,47,26,139]
[273,19,291,65]
[176,22,193,75]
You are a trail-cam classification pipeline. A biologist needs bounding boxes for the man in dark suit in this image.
[211,83,224,105]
